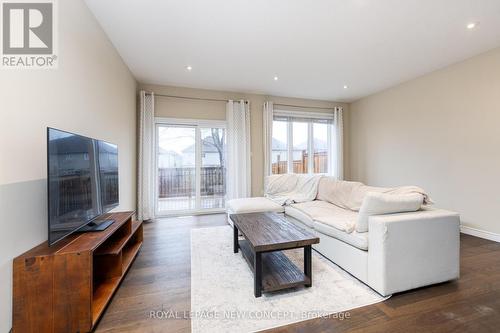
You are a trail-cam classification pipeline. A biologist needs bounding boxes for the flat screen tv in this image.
[47,128,119,246]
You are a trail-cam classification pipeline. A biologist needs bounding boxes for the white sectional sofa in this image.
[227,175,460,296]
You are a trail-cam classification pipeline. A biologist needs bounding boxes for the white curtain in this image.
[331,106,344,180]
[263,101,274,182]
[138,91,155,221]
[226,100,251,200]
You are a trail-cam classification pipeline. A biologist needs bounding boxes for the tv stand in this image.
[12,212,142,333]
[78,219,115,232]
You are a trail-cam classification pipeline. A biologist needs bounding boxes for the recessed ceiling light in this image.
[467,22,477,29]
[273,76,279,81]
[185,65,192,71]
[343,85,348,89]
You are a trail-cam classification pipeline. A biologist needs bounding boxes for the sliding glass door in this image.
[155,119,226,215]
[156,125,196,212]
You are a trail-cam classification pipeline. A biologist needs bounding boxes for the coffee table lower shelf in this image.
[238,239,310,294]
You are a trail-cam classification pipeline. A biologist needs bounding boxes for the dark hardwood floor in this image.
[95,213,500,333]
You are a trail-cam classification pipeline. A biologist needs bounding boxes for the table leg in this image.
[254,252,262,297]
[233,225,239,253]
[304,245,312,287]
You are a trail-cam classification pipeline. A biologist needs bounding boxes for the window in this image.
[271,119,288,174]
[313,121,329,173]
[271,112,333,175]
[292,121,308,173]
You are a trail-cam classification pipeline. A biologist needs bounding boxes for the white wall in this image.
[0,0,137,331]
[349,46,500,234]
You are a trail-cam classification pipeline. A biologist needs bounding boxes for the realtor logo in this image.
[1,0,58,68]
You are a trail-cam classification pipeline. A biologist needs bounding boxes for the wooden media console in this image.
[12,211,143,333]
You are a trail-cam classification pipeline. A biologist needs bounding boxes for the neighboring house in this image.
[158,135,224,168]
[272,138,328,162]
[158,147,183,168]
[182,135,225,167]
[271,137,287,163]
[293,138,328,160]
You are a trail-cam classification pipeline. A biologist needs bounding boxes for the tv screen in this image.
[98,140,119,213]
[47,128,119,246]
[48,128,101,245]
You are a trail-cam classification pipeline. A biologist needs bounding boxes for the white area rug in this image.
[191,226,387,333]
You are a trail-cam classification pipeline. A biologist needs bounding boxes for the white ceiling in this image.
[85,0,500,102]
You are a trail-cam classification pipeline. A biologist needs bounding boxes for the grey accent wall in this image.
[0,180,47,331]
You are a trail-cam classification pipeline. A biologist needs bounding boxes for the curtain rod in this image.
[145,92,333,109]
[274,103,335,110]
[146,92,248,104]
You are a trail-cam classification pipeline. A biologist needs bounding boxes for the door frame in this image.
[154,117,227,217]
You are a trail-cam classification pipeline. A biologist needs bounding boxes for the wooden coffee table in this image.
[230,212,320,297]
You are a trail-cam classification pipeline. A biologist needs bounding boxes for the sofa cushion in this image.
[356,192,423,233]
[284,205,315,228]
[317,177,388,211]
[287,200,357,232]
[226,197,284,214]
[316,177,364,210]
[265,174,323,205]
[289,200,345,217]
[317,177,432,213]
[314,210,358,233]
[265,174,299,195]
[314,221,369,250]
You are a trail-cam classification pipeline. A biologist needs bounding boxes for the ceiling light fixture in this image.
[185,65,192,71]
[467,22,477,29]
[343,85,348,89]
[273,76,279,81]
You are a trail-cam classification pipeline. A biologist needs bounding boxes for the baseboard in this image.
[460,225,500,243]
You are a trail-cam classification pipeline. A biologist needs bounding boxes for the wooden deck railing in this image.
[272,151,328,174]
[158,167,226,198]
